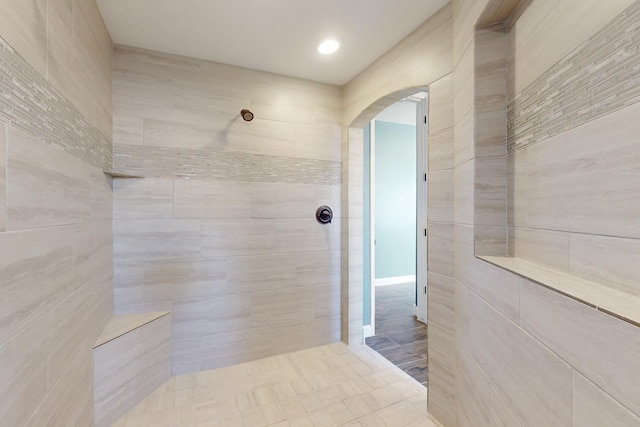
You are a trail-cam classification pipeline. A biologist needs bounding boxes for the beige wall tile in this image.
[73,220,112,290]
[142,105,226,150]
[0,123,5,232]
[454,109,474,167]
[454,159,474,225]
[525,99,640,238]
[112,63,172,108]
[171,68,250,115]
[508,0,634,98]
[251,287,318,328]
[113,178,173,219]
[113,301,173,316]
[457,283,572,427]
[114,45,199,74]
[113,262,145,308]
[47,281,106,390]
[429,169,454,223]
[455,225,519,322]
[113,219,201,262]
[144,258,228,303]
[429,127,454,172]
[94,314,172,427]
[274,218,341,254]
[474,225,507,256]
[509,227,570,273]
[429,323,455,387]
[6,128,90,230]
[0,318,48,427]
[429,74,454,133]
[25,347,94,427]
[251,183,340,219]
[90,168,113,222]
[226,118,297,158]
[573,372,640,427]
[0,0,47,76]
[507,149,527,227]
[48,0,72,31]
[456,345,490,427]
[201,327,275,370]
[520,278,640,416]
[113,98,143,146]
[47,2,111,137]
[227,253,297,293]
[474,156,506,226]
[273,316,340,355]
[201,219,275,257]
[250,287,325,329]
[489,386,523,427]
[474,28,506,113]
[452,0,489,65]
[251,82,340,126]
[295,124,342,161]
[570,233,640,296]
[453,43,474,125]
[174,179,251,219]
[428,223,455,278]
[173,294,251,341]
[475,108,506,159]
[428,370,456,427]
[428,273,455,331]
[172,337,202,375]
[295,250,341,288]
[0,227,73,346]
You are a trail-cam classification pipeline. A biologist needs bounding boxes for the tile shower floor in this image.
[111,343,439,427]
[365,283,428,386]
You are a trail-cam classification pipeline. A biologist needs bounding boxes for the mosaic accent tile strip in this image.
[0,36,111,170]
[507,1,640,153]
[114,144,342,185]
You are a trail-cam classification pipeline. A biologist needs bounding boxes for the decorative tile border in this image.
[114,144,341,185]
[0,36,111,170]
[507,1,640,153]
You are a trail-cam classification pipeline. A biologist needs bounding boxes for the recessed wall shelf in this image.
[104,170,144,178]
[479,256,640,328]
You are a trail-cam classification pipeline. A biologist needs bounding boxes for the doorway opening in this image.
[363,91,429,385]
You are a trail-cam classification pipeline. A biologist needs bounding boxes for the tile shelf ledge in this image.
[104,170,144,178]
[94,311,170,348]
[478,255,640,328]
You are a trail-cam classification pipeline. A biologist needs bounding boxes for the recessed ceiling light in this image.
[318,39,340,55]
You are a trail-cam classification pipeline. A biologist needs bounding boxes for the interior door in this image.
[415,96,428,324]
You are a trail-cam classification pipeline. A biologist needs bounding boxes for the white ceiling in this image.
[96,0,449,86]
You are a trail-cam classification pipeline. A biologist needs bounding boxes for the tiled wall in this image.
[111,46,342,374]
[453,0,640,427]
[426,73,456,427]
[0,1,113,425]
[507,0,640,296]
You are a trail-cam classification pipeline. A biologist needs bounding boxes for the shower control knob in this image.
[316,205,333,224]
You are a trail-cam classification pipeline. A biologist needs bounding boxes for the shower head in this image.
[241,109,254,122]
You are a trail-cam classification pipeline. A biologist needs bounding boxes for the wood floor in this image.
[365,283,428,386]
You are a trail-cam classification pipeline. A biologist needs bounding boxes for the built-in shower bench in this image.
[480,256,640,327]
[93,311,172,427]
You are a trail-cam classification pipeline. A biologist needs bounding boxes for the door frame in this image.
[364,93,429,337]
[415,96,428,324]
